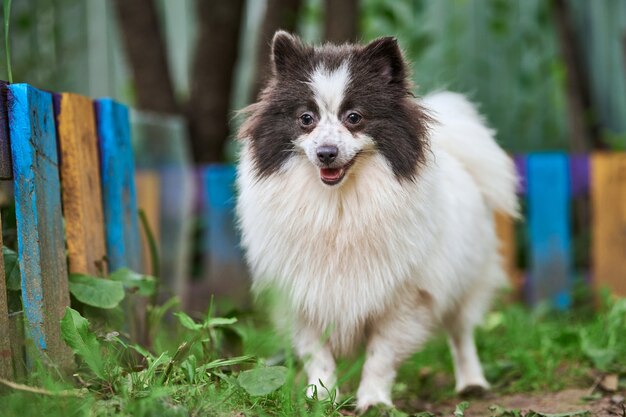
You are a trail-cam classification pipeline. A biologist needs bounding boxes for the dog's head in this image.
[239,31,430,187]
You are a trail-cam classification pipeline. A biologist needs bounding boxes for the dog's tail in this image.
[422,91,519,217]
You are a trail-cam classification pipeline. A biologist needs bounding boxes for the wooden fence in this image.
[0,80,625,379]
[0,82,193,378]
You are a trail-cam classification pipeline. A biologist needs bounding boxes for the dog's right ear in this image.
[271,31,304,76]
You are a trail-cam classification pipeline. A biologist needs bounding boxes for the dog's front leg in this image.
[293,323,338,399]
[356,303,434,413]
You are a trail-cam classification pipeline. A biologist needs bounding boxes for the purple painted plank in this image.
[569,154,590,197]
[0,81,13,179]
[514,154,527,195]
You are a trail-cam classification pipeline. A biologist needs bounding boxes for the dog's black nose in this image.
[316,145,338,165]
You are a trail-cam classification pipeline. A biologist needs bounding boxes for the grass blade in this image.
[2,0,12,83]
[139,208,160,278]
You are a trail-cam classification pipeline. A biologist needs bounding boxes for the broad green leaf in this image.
[174,312,203,331]
[237,366,288,396]
[454,402,470,417]
[69,273,125,309]
[60,307,105,379]
[3,246,20,291]
[109,267,156,296]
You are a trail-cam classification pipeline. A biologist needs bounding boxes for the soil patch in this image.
[421,389,625,416]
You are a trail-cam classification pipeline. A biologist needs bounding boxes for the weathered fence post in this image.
[95,98,146,344]
[54,93,107,276]
[194,164,249,310]
[7,84,73,369]
[591,152,626,297]
[527,152,572,309]
[0,81,14,379]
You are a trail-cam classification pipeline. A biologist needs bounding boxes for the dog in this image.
[236,31,518,412]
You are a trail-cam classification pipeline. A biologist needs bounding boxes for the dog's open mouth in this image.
[320,167,345,185]
[319,157,358,186]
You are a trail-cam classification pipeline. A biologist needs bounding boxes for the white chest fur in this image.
[236,147,489,351]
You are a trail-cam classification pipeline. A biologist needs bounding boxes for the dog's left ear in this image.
[361,37,407,84]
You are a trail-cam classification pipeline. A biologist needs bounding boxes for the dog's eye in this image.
[299,112,315,127]
[346,112,362,125]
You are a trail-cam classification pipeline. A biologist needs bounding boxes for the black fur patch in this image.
[239,31,431,180]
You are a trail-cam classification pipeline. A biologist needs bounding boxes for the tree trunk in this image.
[112,0,179,114]
[250,0,302,100]
[552,0,601,151]
[324,0,359,44]
[187,0,245,163]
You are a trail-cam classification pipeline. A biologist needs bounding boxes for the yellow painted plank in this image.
[495,212,522,296]
[591,152,626,297]
[135,170,160,276]
[56,93,107,276]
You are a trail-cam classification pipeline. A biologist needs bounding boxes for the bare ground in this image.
[420,389,626,416]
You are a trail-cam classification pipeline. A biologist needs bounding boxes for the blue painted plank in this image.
[95,99,142,273]
[527,153,572,309]
[7,84,72,367]
[197,164,249,308]
[203,164,239,262]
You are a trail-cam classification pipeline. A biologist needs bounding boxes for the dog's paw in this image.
[356,387,393,415]
[456,379,490,398]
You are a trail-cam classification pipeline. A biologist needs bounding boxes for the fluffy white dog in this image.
[236,31,518,412]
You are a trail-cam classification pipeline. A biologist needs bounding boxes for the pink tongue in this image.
[320,168,343,181]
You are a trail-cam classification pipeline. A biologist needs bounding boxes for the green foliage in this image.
[2,246,20,291]
[109,268,156,297]
[237,366,288,396]
[138,208,160,278]
[60,307,106,379]
[68,273,125,309]
[360,0,569,152]
[454,401,470,416]
[2,0,12,82]
[67,268,156,310]
[2,298,625,416]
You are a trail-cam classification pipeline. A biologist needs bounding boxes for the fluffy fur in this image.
[236,31,518,411]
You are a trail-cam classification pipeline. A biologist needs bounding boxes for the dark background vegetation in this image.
[1,0,625,164]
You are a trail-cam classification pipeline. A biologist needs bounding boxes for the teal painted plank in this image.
[7,84,72,367]
[95,99,142,273]
[527,153,572,309]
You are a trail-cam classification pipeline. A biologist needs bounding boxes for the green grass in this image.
[1,293,625,417]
